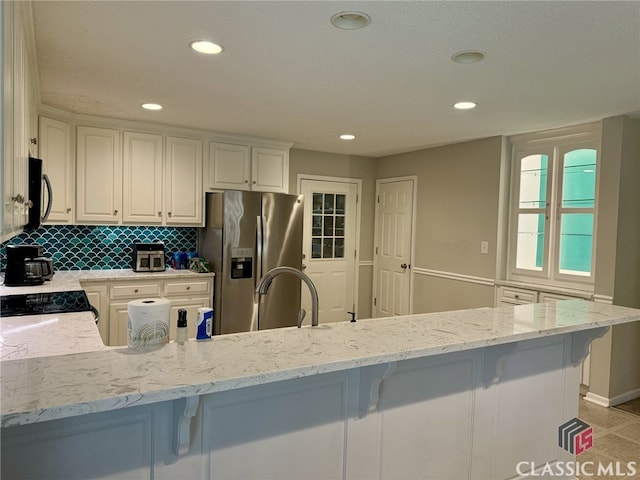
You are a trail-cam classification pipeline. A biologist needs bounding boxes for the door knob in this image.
[400,263,409,270]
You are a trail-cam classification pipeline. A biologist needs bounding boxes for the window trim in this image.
[507,124,601,291]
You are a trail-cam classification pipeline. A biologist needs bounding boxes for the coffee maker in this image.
[4,244,54,286]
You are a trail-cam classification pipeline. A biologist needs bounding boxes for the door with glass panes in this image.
[301,179,358,324]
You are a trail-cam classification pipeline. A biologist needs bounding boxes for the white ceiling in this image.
[32,1,640,157]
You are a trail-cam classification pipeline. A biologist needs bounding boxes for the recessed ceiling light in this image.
[454,101,477,110]
[340,134,356,140]
[451,50,485,64]
[330,11,371,30]
[141,103,163,111]
[190,40,224,55]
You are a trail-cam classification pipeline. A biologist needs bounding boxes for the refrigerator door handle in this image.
[256,215,263,289]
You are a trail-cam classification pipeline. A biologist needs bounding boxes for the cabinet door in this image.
[76,126,121,224]
[108,302,129,347]
[165,136,202,225]
[123,131,163,224]
[39,117,73,223]
[2,1,15,241]
[83,284,109,345]
[167,297,209,341]
[207,142,251,191]
[251,147,289,193]
[12,8,28,229]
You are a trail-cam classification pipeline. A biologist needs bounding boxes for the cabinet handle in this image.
[66,208,71,213]
[186,286,191,290]
[244,180,249,184]
[11,194,24,204]
[25,200,33,209]
[514,294,520,299]
[252,180,257,184]
[134,289,139,293]
[30,137,37,145]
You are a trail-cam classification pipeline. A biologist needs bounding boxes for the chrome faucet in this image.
[255,266,319,327]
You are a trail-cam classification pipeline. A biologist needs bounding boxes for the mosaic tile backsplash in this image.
[0,226,198,271]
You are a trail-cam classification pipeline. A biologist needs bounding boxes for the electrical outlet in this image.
[480,241,489,254]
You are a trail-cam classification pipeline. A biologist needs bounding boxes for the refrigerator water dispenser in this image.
[231,247,253,279]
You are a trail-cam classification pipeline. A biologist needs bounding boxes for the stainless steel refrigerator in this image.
[199,191,304,334]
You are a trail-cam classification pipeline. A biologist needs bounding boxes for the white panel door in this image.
[251,147,288,193]
[76,126,121,224]
[123,131,163,224]
[207,142,251,191]
[164,136,203,225]
[39,116,73,223]
[301,179,358,324]
[374,179,414,317]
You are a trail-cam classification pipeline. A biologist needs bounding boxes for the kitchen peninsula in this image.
[2,295,639,479]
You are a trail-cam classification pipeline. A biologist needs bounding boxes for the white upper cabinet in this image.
[1,1,35,241]
[165,136,203,225]
[76,126,122,224]
[207,143,289,193]
[251,147,289,193]
[208,142,251,190]
[39,116,73,224]
[122,131,163,224]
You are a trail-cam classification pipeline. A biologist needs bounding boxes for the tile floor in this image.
[576,397,640,480]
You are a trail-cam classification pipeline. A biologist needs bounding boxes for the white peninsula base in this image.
[2,329,601,480]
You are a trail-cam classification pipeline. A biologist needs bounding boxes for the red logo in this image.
[559,418,593,455]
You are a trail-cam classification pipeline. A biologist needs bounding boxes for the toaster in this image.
[133,243,166,272]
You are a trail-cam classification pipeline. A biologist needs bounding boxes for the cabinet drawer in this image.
[110,283,161,299]
[164,280,210,296]
[498,287,537,304]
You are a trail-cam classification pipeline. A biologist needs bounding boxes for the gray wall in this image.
[590,116,640,400]
[377,136,503,312]
[288,148,377,319]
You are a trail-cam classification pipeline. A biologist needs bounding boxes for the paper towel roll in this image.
[127,298,171,348]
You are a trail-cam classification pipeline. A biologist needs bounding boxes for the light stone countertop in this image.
[0,268,215,296]
[2,299,640,427]
[0,269,215,361]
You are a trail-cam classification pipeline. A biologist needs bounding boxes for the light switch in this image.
[480,241,489,254]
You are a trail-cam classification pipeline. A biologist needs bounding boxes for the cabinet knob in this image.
[66,208,71,213]
[134,289,139,293]
[30,137,37,145]
[186,286,191,290]
[168,212,172,217]
[158,211,162,217]
[114,209,118,215]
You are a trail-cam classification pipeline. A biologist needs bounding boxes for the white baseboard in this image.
[584,387,640,407]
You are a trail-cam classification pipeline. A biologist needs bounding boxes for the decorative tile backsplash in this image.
[0,226,198,271]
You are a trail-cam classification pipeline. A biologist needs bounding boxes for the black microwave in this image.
[26,156,53,230]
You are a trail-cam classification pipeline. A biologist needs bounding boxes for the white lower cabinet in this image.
[1,333,585,480]
[82,283,109,345]
[496,285,590,307]
[95,277,213,347]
